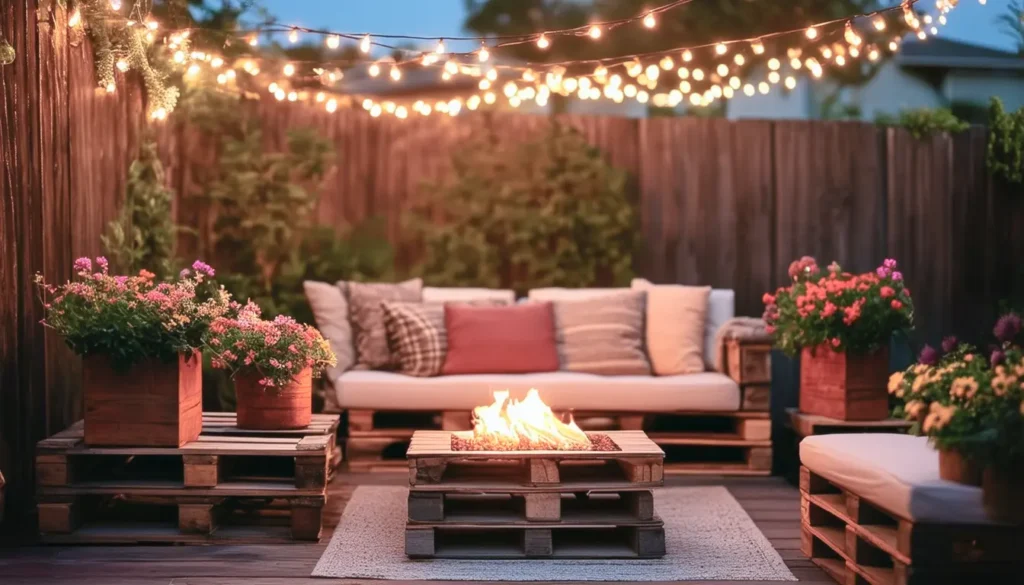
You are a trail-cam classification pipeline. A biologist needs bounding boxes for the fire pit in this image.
[405,390,666,559]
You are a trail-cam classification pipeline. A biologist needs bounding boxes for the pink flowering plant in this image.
[203,302,336,389]
[888,314,1024,465]
[762,257,914,356]
[35,258,231,371]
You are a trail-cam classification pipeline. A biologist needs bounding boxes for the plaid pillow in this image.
[381,302,447,377]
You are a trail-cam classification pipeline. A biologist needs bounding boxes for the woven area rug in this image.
[312,486,796,581]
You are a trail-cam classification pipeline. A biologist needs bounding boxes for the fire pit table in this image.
[404,391,666,559]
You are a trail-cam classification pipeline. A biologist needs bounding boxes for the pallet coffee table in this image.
[405,430,666,559]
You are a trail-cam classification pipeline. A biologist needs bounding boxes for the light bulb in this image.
[396,105,408,118]
[588,25,602,39]
[659,57,674,70]
[868,48,880,61]
[362,98,373,110]
[248,35,259,47]
[116,60,128,72]
[677,67,689,79]
[784,76,797,89]
[645,64,660,80]
[326,35,340,49]
[689,93,702,106]
[110,0,122,9]
[435,39,446,54]
[734,54,746,66]
[105,82,116,93]
[478,79,490,90]
[715,43,727,55]
[484,92,496,104]
[370,104,382,117]
[743,84,755,96]
[791,57,802,69]
[478,46,490,62]
[768,58,780,71]
[360,34,371,53]
[758,82,769,94]
[326,99,338,113]
[486,69,498,81]
[390,66,402,81]
[768,71,781,83]
[692,68,704,81]
[716,63,729,76]
[805,26,818,39]
[315,92,326,103]
[287,91,297,102]
[288,29,299,44]
[751,40,765,55]
[643,12,656,28]
[444,60,458,75]
[845,24,862,46]
[682,50,693,62]
[679,80,691,92]
[537,34,550,49]
[146,20,158,31]
[283,63,295,76]
[368,63,380,77]
[636,90,649,104]
[873,17,886,31]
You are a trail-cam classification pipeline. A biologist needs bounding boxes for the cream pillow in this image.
[631,279,710,375]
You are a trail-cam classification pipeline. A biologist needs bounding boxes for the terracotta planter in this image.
[235,367,312,430]
[799,345,890,421]
[938,448,982,486]
[83,352,203,447]
[983,465,1024,524]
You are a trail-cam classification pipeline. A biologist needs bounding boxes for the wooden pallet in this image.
[725,339,772,412]
[800,466,1023,585]
[36,413,340,495]
[35,413,340,543]
[405,430,666,559]
[788,408,911,438]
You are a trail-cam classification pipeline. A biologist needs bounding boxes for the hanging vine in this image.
[987,97,1024,187]
[69,0,182,118]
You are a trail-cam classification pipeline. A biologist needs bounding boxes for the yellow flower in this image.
[888,371,905,395]
[950,377,979,400]
[913,364,929,375]
[923,402,957,433]
[905,400,926,419]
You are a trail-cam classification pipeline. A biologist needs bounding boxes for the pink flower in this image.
[762,293,775,305]
[73,257,92,273]
[891,271,903,281]
[765,325,776,334]
[831,338,841,348]
[96,257,109,270]
[821,302,837,318]
[891,300,903,310]
[880,286,895,298]
[191,260,215,277]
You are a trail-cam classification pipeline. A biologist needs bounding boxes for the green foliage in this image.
[987,97,1024,186]
[102,141,181,279]
[409,122,636,295]
[998,0,1024,55]
[875,107,969,140]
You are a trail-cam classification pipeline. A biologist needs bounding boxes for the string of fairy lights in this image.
[68,0,989,121]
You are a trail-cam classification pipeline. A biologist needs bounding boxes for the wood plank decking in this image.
[0,472,836,585]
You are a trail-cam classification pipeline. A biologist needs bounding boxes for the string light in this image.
[68,9,82,27]
[110,0,122,9]
[682,50,693,62]
[116,59,128,72]
[588,25,602,39]
[326,35,340,49]
[537,34,550,49]
[751,40,765,55]
[288,28,299,44]
[248,34,259,47]
[715,43,728,55]
[390,65,402,81]
[734,54,746,66]
[326,98,338,113]
[435,39,446,54]
[105,82,116,93]
[368,62,380,77]
[805,26,818,39]
[360,34,371,53]
[768,58,781,70]
[283,63,295,76]
[478,45,490,62]
[873,16,887,30]
[784,76,797,89]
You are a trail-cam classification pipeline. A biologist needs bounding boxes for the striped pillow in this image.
[381,302,447,377]
[553,291,651,375]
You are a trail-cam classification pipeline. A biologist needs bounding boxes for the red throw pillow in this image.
[442,302,559,374]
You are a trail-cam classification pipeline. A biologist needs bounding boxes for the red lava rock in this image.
[451,433,620,452]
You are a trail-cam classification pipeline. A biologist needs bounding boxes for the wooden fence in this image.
[3,1,1024,530]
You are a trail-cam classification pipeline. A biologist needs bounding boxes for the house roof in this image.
[897,38,1024,71]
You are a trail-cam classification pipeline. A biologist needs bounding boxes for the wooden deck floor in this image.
[0,472,834,585]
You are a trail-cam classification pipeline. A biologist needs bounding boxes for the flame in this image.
[467,389,592,450]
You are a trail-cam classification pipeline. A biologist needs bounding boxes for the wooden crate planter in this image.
[405,430,666,559]
[235,368,313,430]
[799,345,890,421]
[35,413,341,544]
[83,353,203,447]
[800,466,1023,584]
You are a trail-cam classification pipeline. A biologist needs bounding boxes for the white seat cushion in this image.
[800,434,993,525]
[334,371,740,412]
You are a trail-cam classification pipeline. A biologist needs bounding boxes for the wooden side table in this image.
[787,407,911,438]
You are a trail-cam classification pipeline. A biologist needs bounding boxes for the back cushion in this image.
[347,278,423,369]
[381,302,447,377]
[303,280,354,379]
[442,303,559,375]
[527,287,626,302]
[423,286,515,305]
[553,291,651,376]
[631,279,735,370]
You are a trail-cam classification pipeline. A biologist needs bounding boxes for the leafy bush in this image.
[409,122,636,295]
[987,97,1024,186]
[102,141,182,279]
[875,107,969,139]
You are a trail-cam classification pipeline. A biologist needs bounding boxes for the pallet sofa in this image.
[319,286,773,475]
[799,434,1023,584]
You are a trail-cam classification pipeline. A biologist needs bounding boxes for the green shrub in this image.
[409,122,637,295]
[875,107,969,139]
[987,97,1024,186]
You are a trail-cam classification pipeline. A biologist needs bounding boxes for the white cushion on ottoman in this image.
[800,434,992,525]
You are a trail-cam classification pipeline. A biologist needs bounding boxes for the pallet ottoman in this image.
[799,434,1022,585]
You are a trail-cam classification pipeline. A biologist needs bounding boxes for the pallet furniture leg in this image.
[632,526,666,557]
[524,492,561,521]
[347,410,374,432]
[182,455,219,487]
[295,455,328,490]
[36,454,71,487]
[37,499,79,533]
[523,528,553,557]
[738,418,772,441]
[290,497,325,541]
[622,490,655,520]
[528,459,560,484]
[408,492,445,521]
[618,458,663,483]
[406,528,435,557]
[410,457,448,484]
[178,503,217,534]
[746,447,773,472]
[741,385,771,411]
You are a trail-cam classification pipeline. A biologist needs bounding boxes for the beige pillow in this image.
[303,280,354,379]
[632,279,710,375]
[347,278,423,369]
[553,291,650,376]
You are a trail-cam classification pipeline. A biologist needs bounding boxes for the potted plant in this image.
[763,257,914,420]
[36,258,231,446]
[890,315,1024,521]
[204,302,336,430]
